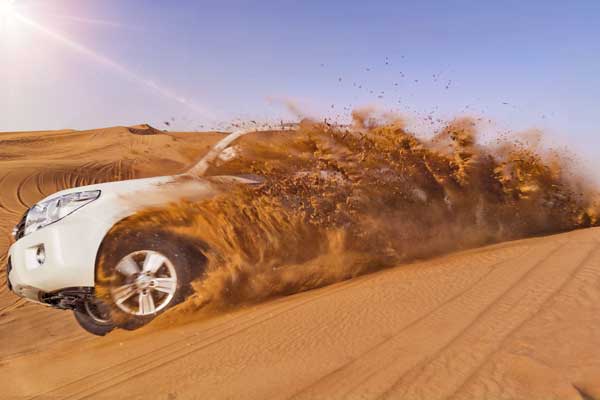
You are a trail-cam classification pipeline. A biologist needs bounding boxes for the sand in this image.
[0,126,599,399]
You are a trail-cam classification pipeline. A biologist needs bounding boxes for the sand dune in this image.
[0,127,599,399]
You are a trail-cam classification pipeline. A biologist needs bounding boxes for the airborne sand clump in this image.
[99,113,599,312]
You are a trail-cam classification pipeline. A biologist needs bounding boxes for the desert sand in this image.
[1,126,599,399]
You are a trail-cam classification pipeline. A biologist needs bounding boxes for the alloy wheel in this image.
[110,250,177,316]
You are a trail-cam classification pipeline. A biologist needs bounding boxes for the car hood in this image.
[36,174,262,213]
[39,176,179,203]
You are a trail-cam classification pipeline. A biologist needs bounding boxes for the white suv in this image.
[6,129,257,335]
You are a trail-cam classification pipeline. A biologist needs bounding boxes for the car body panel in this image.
[6,174,243,300]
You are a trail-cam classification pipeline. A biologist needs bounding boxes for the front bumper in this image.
[7,212,113,303]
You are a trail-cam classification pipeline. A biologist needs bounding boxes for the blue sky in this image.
[1,0,599,179]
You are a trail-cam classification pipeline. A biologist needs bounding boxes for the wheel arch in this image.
[93,216,210,286]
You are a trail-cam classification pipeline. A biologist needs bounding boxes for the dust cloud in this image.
[98,111,600,313]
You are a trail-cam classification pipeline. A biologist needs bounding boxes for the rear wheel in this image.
[97,231,198,330]
[73,299,115,336]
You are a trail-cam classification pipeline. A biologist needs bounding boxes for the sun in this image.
[0,0,15,18]
[0,0,15,19]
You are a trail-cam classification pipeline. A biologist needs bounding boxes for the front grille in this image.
[12,210,28,241]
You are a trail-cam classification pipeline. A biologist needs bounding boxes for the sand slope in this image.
[0,127,599,399]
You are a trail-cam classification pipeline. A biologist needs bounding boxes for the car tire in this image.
[73,299,115,336]
[96,230,201,331]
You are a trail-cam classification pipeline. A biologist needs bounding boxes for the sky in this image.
[1,0,599,178]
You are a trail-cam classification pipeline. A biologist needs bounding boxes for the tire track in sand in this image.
[0,172,14,214]
[14,171,35,210]
[28,245,526,400]
[288,240,568,400]
[27,265,400,400]
[448,244,600,400]
[381,241,598,400]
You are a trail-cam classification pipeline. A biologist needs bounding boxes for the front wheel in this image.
[97,231,199,331]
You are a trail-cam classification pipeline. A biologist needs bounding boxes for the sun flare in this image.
[1,0,210,118]
[0,0,15,19]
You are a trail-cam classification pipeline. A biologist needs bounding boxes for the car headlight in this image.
[24,190,100,236]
